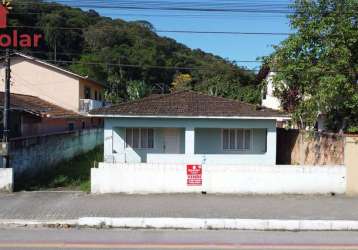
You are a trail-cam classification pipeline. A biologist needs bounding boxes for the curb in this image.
[0,219,78,227]
[77,217,358,231]
[2,218,358,231]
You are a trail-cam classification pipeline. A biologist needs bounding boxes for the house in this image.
[90,90,289,165]
[0,52,105,114]
[258,65,281,111]
[0,5,9,29]
[0,92,101,138]
[0,52,105,136]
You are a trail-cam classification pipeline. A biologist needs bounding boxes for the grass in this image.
[16,146,103,192]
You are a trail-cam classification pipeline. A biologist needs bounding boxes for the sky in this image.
[55,0,293,70]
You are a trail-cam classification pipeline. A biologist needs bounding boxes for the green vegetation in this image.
[268,0,358,132]
[9,0,260,103]
[16,147,103,192]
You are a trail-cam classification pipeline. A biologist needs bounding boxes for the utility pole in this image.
[2,48,11,168]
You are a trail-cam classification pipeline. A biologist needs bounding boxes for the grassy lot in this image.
[16,147,103,192]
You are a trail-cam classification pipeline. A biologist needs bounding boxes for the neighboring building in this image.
[259,68,281,111]
[90,90,289,165]
[0,52,105,114]
[257,65,327,131]
[0,92,102,138]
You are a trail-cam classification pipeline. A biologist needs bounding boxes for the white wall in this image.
[262,71,281,110]
[91,163,346,194]
[147,154,274,165]
[0,168,13,192]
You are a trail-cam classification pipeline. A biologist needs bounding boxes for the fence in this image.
[92,163,346,194]
[4,128,103,178]
[277,129,344,165]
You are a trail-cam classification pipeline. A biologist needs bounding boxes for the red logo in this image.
[0,5,9,28]
[0,1,10,29]
[0,0,43,48]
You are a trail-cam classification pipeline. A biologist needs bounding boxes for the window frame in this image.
[125,128,155,149]
[84,86,91,99]
[68,122,75,131]
[221,128,253,152]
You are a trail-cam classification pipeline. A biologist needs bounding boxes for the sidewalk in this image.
[0,192,358,221]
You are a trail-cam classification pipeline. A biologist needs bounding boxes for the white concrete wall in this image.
[147,154,274,165]
[0,168,13,192]
[262,71,282,110]
[91,163,346,194]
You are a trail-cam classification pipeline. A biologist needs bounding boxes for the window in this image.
[94,90,98,100]
[222,129,252,151]
[84,87,91,99]
[68,123,75,131]
[126,128,154,149]
[262,84,267,100]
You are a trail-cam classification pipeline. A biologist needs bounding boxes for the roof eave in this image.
[88,114,291,120]
[12,52,105,87]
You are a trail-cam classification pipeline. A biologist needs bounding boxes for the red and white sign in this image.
[187,164,202,186]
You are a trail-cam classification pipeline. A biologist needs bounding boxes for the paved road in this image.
[1,227,358,249]
[1,192,358,220]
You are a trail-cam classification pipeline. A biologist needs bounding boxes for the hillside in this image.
[8,0,260,103]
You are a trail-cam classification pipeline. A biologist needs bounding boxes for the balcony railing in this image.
[79,99,104,113]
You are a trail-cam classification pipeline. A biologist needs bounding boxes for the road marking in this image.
[1,243,358,249]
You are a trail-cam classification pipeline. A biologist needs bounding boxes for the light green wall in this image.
[195,128,267,155]
[104,117,277,165]
[113,127,185,162]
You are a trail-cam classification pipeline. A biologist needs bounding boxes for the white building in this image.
[258,66,327,131]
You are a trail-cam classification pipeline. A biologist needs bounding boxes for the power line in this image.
[14,58,261,72]
[14,50,263,63]
[13,0,357,15]
[15,0,294,13]
[8,25,292,36]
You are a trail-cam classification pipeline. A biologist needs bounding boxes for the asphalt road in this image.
[1,227,358,250]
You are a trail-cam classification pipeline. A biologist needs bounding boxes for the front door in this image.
[164,128,180,153]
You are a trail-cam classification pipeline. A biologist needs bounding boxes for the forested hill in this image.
[8,0,260,103]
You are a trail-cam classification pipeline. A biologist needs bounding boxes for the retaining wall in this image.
[7,128,103,178]
[92,163,346,194]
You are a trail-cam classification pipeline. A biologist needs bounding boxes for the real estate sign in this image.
[187,165,202,186]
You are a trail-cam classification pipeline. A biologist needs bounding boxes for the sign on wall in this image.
[187,164,202,186]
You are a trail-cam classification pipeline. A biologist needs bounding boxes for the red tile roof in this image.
[91,90,288,118]
[0,92,83,118]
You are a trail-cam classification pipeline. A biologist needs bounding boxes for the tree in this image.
[10,0,259,105]
[271,0,358,132]
[171,73,193,92]
[127,80,152,100]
